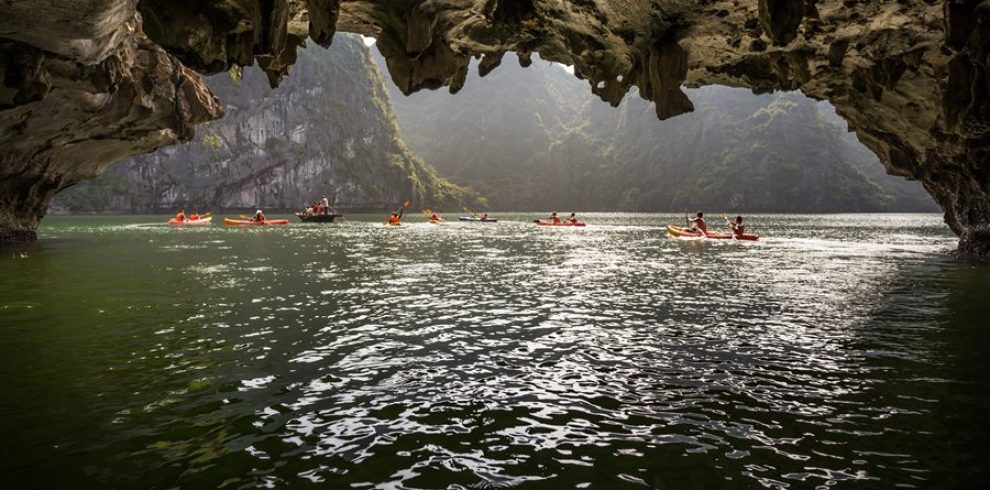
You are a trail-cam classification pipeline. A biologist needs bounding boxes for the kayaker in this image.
[687,211,707,233]
[726,215,745,236]
[567,212,578,224]
[429,212,442,222]
[252,209,267,222]
[388,212,401,225]
[321,196,330,214]
[480,213,489,221]
[549,212,562,225]
[189,212,200,221]
[175,210,187,222]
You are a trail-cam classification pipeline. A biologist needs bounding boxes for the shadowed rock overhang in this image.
[1,1,988,254]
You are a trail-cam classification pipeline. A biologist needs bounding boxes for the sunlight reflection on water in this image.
[3,213,989,488]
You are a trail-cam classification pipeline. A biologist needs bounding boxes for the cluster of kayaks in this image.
[167,215,758,240]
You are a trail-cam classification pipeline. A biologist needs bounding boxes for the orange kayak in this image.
[666,224,759,241]
[168,217,212,226]
[535,220,586,227]
[224,218,289,226]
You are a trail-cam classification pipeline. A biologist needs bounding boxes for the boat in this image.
[535,220,586,227]
[168,216,212,226]
[383,221,401,227]
[223,218,290,226]
[459,216,497,222]
[294,213,341,223]
[666,224,759,241]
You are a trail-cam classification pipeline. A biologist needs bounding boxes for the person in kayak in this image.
[175,210,187,222]
[429,212,442,222]
[189,212,200,221]
[549,212,562,225]
[567,212,578,224]
[480,213,489,221]
[252,209,267,222]
[387,206,404,225]
[686,211,707,233]
[726,215,745,236]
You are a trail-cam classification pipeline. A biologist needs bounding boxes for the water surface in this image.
[2,213,988,488]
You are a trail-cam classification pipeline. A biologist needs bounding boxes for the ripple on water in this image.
[2,213,985,488]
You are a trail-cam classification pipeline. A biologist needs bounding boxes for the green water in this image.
[1,213,989,488]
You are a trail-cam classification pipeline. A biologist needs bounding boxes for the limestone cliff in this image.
[52,35,476,213]
[386,56,937,212]
[2,1,989,254]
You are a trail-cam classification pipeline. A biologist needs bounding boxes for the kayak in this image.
[666,224,759,241]
[223,218,289,226]
[459,216,497,222]
[384,221,401,226]
[168,217,212,226]
[535,220,586,227]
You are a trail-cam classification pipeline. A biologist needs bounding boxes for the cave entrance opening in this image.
[375,49,936,214]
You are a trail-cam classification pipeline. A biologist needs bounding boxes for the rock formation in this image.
[52,36,477,213]
[1,5,221,245]
[385,55,937,212]
[1,1,988,254]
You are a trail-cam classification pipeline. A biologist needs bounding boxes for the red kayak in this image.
[535,220,586,227]
[224,218,289,226]
[168,216,212,226]
[666,224,759,241]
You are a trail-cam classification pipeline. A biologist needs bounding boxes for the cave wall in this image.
[1,1,988,254]
[1,4,221,244]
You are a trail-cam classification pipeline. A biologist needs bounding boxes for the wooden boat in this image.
[294,213,342,223]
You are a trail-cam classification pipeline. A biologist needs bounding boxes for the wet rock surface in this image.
[2,1,989,254]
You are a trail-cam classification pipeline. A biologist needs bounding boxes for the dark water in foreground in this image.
[1,213,989,489]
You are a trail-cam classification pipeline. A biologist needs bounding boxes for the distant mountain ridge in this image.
[382,54,937,213]
[53,36,480,213]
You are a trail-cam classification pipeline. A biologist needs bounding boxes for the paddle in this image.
[723,214,738,241]
[240,212,266,222]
